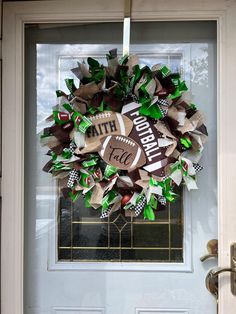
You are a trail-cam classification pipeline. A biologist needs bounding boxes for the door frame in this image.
[2,1,235,313]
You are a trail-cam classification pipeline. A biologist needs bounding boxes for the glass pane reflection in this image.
[36,42,209,263]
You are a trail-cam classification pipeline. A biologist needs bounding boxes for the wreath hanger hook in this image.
[123,0,132,56]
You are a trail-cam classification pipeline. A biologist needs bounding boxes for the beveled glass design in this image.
[58,190,183,262]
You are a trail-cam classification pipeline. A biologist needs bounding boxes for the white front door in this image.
[2,1,236,314]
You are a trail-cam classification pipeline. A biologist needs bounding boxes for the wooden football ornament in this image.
[99,135,146,171]
[86,111,133,143]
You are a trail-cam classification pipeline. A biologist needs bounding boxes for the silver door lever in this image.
[204,243,236,299]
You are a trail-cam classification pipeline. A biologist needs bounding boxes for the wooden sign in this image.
[122,102,169,177]
[99,135,146,171]
[86,111,133,144]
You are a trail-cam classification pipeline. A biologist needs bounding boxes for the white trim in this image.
[3,0,236,313]
[53,307,105,314]
[135,309,189,314]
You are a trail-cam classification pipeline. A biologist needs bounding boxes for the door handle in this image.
[204,243,236,299]
[200,239,218,262]
[200,253,218,262]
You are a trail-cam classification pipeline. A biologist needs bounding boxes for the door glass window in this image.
[25,21,216,264]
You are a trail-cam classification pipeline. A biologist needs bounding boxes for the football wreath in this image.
[40,49,208,220]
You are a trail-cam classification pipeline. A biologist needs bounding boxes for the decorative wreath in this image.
[41,49,208,220]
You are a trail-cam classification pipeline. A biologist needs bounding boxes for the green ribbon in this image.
[143,204,155,221]
[149,176,178,204]
[51,149,73,164]
[170,160,188,177]
[82,158,97,168]
[91,168,103,181]
[130,64,142,90]
[149,177,165,191]
[88,98,105,114]
[63,103,73,113]
[136,67,165,119]
[119,54,129,65]
[169,80,188,100]
[51,152,57,161]
[163,177,178,202]
[53,111,70,125]
[72,111,92,133]
[104,165,118,179]
[62,148,73,159]
[147,178,162,209]
[53,110,92,133]
[79,171,91,188]
[88,106,97,114]
[180,137,192,149]
[148,194,158,209]
[136,193,145,204]
[56,90,67,98]
[190,103,197,110]
[85,57,105,83]
[84,190,92,208]
[65,78,77,95]
[68,190,81,202]
[160,65,171,78]
[52,160,71,171]
[101,190,117,210]
[139,100,164,119]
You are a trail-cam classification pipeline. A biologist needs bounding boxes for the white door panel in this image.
[23,22,216,314]
[2,1,236,314]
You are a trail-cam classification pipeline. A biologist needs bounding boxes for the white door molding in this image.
[2,1,235,314]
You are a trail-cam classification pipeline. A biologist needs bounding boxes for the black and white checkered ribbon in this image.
[161,175,169,182]
[193,163,203,173]
[68,142,77,154]
[134,195,147,216]
[67,169,79,188]
[157,98,169,107]
[159,106,168,117]
[156,99,169,118]
[158,195,167,206]
[127,195,146,217]
[100,205,112,219]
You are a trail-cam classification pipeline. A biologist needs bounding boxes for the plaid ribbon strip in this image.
[67,169,79,188]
